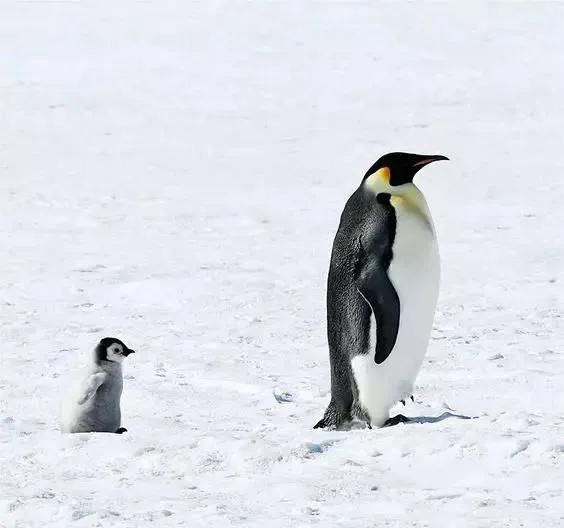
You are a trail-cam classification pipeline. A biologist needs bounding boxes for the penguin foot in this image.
[314,404,351,430]
[383,414,410,427]
[314,417,350,430]
[313,418,328,429]
[115,427,128,434]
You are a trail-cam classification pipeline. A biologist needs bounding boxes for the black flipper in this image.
[357,258,400,365]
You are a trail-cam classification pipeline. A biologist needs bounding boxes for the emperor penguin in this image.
[314,152,448,429]
[61,337,135,434]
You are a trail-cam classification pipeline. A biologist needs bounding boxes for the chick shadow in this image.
[385,411,476,427]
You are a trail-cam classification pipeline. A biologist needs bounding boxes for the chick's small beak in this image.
[124,349,135,356]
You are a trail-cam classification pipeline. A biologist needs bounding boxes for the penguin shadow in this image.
[386,411,476,427]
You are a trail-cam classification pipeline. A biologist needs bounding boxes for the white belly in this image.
[352,191,440,426]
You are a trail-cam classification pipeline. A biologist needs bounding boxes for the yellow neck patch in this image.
[390,193,432,230]
[364,166,391,193]
[364,168,433,230]
[374,166,391,186]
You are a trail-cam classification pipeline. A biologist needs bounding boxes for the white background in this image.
[1,3,563,527]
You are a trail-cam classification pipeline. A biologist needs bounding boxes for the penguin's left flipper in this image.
[357,260,400,365]
[76,372,107,405]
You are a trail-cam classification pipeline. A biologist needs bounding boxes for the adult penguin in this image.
[315,152,448,429]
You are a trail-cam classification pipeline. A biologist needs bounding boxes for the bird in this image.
[61,337,135,433]
[315,152,448,429]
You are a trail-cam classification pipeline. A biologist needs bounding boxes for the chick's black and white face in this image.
[106,342,126,363]
[96,337,135,364]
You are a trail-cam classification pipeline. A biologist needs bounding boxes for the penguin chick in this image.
[61,337,135,434]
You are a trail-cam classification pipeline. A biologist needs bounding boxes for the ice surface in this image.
[1,3,563,527]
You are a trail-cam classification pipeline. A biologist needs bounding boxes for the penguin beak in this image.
[412,155,449,169]
[123,348,135,356]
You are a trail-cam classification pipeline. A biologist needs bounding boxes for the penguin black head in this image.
[95,337,135,364]
[363,152,449,187]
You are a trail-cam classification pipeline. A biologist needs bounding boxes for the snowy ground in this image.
[1,3,563,527]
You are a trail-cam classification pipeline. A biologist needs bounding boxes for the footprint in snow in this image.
[427,493,463,501]
[273,389,294,403]
[303,439,338,457]
[510,440,531,458]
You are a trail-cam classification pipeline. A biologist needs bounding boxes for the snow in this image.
[1,2,563,527]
